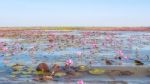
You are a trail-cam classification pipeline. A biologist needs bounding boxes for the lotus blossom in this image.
[115,50,124,56]
[2,47,8,52]
[106,36,110,41]
[124,56,129,60]
[106,32,111,41]
[77,51,82,57]
[93,44,97,48]
[81,40,87,45]
[92,41,98,48]
[65,59,73,66]
[0,42,4,48]
[83,32,90,37]
[77,80,84,84]
[3,60,9,64]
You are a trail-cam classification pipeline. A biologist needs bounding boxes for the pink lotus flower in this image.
[83,32,90,37]
[115,50,124,56]
[77,80,84,84]
[81,40,87,45]
[65,59,73,66]
[106,36,110,41]
[124,56,129,60]
[77,51,82,57]
[93,44,97,48]
[106,32,111,41]
[2,47,8,52]
[0,42,4,48]
[92,41,98,48]
[3,60,9,64]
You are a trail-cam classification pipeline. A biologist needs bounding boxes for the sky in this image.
[0,0,150,27]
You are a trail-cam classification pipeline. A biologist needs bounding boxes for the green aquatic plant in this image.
[89,68,105,75]
[35,71,44,75]
[54,72,67,77]
[78,65,89,72]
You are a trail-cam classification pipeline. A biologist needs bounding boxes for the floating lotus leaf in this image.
[89,68,105,75]
[12,71,21,75]
[54,72,66,77]
[21,71,32,75]
[72,72,82,77]
[10,74,17,78]
[20,75,31,78]
[43,76,53,80]
[78,65,89,72]
[12,65,24,71]
[134,60,144,65]
[35,71,44,75]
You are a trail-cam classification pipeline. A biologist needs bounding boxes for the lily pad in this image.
[89,68,105,75]
[71,72,83,77]
[54,72,66,77]
[12,64,24,71]
[12,71,21,75]
[78,65,89,72]
[21,71,32,75]
[35,71,44,75]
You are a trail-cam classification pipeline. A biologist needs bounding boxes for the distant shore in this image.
[0,27,150,31]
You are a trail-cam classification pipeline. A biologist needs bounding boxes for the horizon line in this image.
[0,27,150,31]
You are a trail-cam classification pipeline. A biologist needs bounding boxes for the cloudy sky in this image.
[0,0,150,27]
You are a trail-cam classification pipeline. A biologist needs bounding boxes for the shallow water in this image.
[0,30,150,84]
